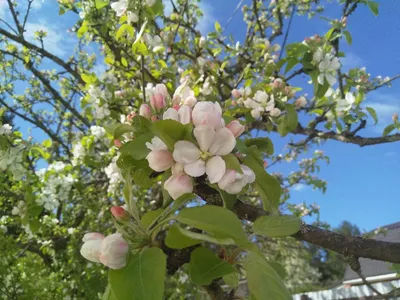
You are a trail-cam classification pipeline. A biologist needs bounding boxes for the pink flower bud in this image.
[146,150,174,172]
[231,89,242,98]
[393,113,398,123]
[99,233,129,270]
[155,84,169,98]
[226,120,245,138]
[80,232,105,263]
[126,112,137,122]
[173,104,180,111]
[232,100,237,106]
[295,97,307,109]
[110,206,128,220]
[272,78,283,89]
[114,140,122,148]
[164,174,193,200]
[150,93,166,111]
[139,104,151,119]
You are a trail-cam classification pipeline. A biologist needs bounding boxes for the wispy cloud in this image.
[366,92,400,132]
[341,52,366,70]
[31,0,45,10]
[292,183,307,191]
[24,20,69,56]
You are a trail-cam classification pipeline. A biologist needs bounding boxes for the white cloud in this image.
[292,183,307,191]
[31,0,44,10]
[24,20,69,56]
[341,52,366,70]
[365,92,400,132]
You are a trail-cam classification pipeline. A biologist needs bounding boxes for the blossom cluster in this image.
[131,83,256,200]
[80,232,129,269]
[0,143,25,180]
[36,162,76,211]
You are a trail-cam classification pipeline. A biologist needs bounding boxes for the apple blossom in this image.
[164,173,193,200]
[145,137,167,151]
[295,97,307,109]
[80,232,105,263]
[155,84,169,98]
[127,11,138,23]
[0,124,12,135]
[270,107,281,117]
[114,140,122,148]
[231,89,242,98]
[173,125,236,183]
[163,106,192,124]
[146,149,174,172]
[192,101,223,129]
[226,120,245,137]
[110,0,127,17]
[336,92,355,112]
[139,104,151,119]
[218,165,256,194]
[99,233,129,269]
[150,93,167,111]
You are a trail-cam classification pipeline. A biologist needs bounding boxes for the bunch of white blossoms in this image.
[80,232,129,269]
[104,156,124,194]
[142,87,255,200]
[313,48,341,86]
[85,85,111,120]
[36,162,76,211]
[0,124,12,135]
[0,143,25,180]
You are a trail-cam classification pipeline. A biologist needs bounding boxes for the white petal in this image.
[178,106,192,124]
[317,74,325,85]
[217,170,237,191]
[193,125,216,152]
[208,128,236,156]
[173,141,200,164]
[184,159,206,177]
[241,165,256,183]
[325,73,336,86]
[206,156,226,183]
[163,108,179,121]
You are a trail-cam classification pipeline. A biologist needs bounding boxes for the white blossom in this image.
[0,124,12,135]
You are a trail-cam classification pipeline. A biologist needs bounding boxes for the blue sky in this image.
[2,0,399,231]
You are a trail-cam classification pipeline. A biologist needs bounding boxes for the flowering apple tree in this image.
[1,0,400,299]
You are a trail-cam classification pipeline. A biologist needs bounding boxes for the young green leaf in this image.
[150,120,188,150]
[244,252,291,300]
[366,107,378,124]
[223,271,239,289]
[120,133,153,160]
[383,124,396,136]
[222,153,242,173]
[367,1,379,16]
[113,124,135,140]
[141,209,164,230]
[244,137,274,155]
[132,167,154,188]
[214,21,222,33]
[109,248,166,300]
[343,30,352,45]
[176,205,248,243]
[242,156,282,212]
[95,0,109,9]
[253,215,301,237]
[189,247,236,286]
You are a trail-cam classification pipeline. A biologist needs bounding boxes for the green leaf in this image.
[367,1,379,16]
[120,133,153,160]
[218,189,237,210]
[132,42,149,55]
[277,104,298,137]
[244,252,291,300]
[189,247,236,286]
[165,224,202,249]
[366,107,378,124]
[141,209,163,230]
[166,225,235,249]
[269,261,288,279]
[166,193,195,217]
[132,167,154,188]
[244,137,274,155]
[253,215,301,237]
[214,21,222,33]
[114,124,135,140]
[116,24,134,40]
[242,156,281,212]
[95,0,109,10]
[109,248,166,300]
[284,58,298,74]
[223,271,239,289]
[383,124,396,136]
[42,139,52,148]
[176,205,247,244]
[150,120,189,150]
[222,153,242,173]
[102,285,116,300]
[343,30,352,45]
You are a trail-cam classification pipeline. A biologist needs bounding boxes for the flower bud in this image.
[146,150,174,172]
[150,93,166,111]
[99,233,129,270]
[269,108,281,117]
[164,174,193,200]
[231,89,242,98]
[226,120,245,138]
[139,104,151,119]
[295,97,307,109]
[114,90,125,98]
[272,78,283,89]
[80,232,105,263]
[163,108,179,122]
[110,206,128,220]
[393,113,398,123]
[155,84,169,98]
[192,101,222,129]
[114,140,122,148]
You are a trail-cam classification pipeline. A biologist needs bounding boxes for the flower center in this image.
[200,151,212,161]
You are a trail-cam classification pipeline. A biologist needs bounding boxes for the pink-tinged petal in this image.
[164,174,193,200]
[241,165,256,183]
[173,141,200,164]
[184,159,206,177]
[217,169,237,191]
[83,232,105,242]
[206,156,226,183]
[99,233,129,269]
[208,127,236,156]
[146,150,174,172]
[193,125,216,152]
[81,239,103,263]
[150,93,166,110]
[178,105,192,124]
[192,101,222,129]
[139,104,151,119]
[163,108,179,121]
[155,84,169,98]
[226,120,245,137]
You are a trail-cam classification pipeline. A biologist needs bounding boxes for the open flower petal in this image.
[173,141,200,164]
[193,125,216,152]
[206,156,226,183]
[208,127,236,156]
[184,159,206,177]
